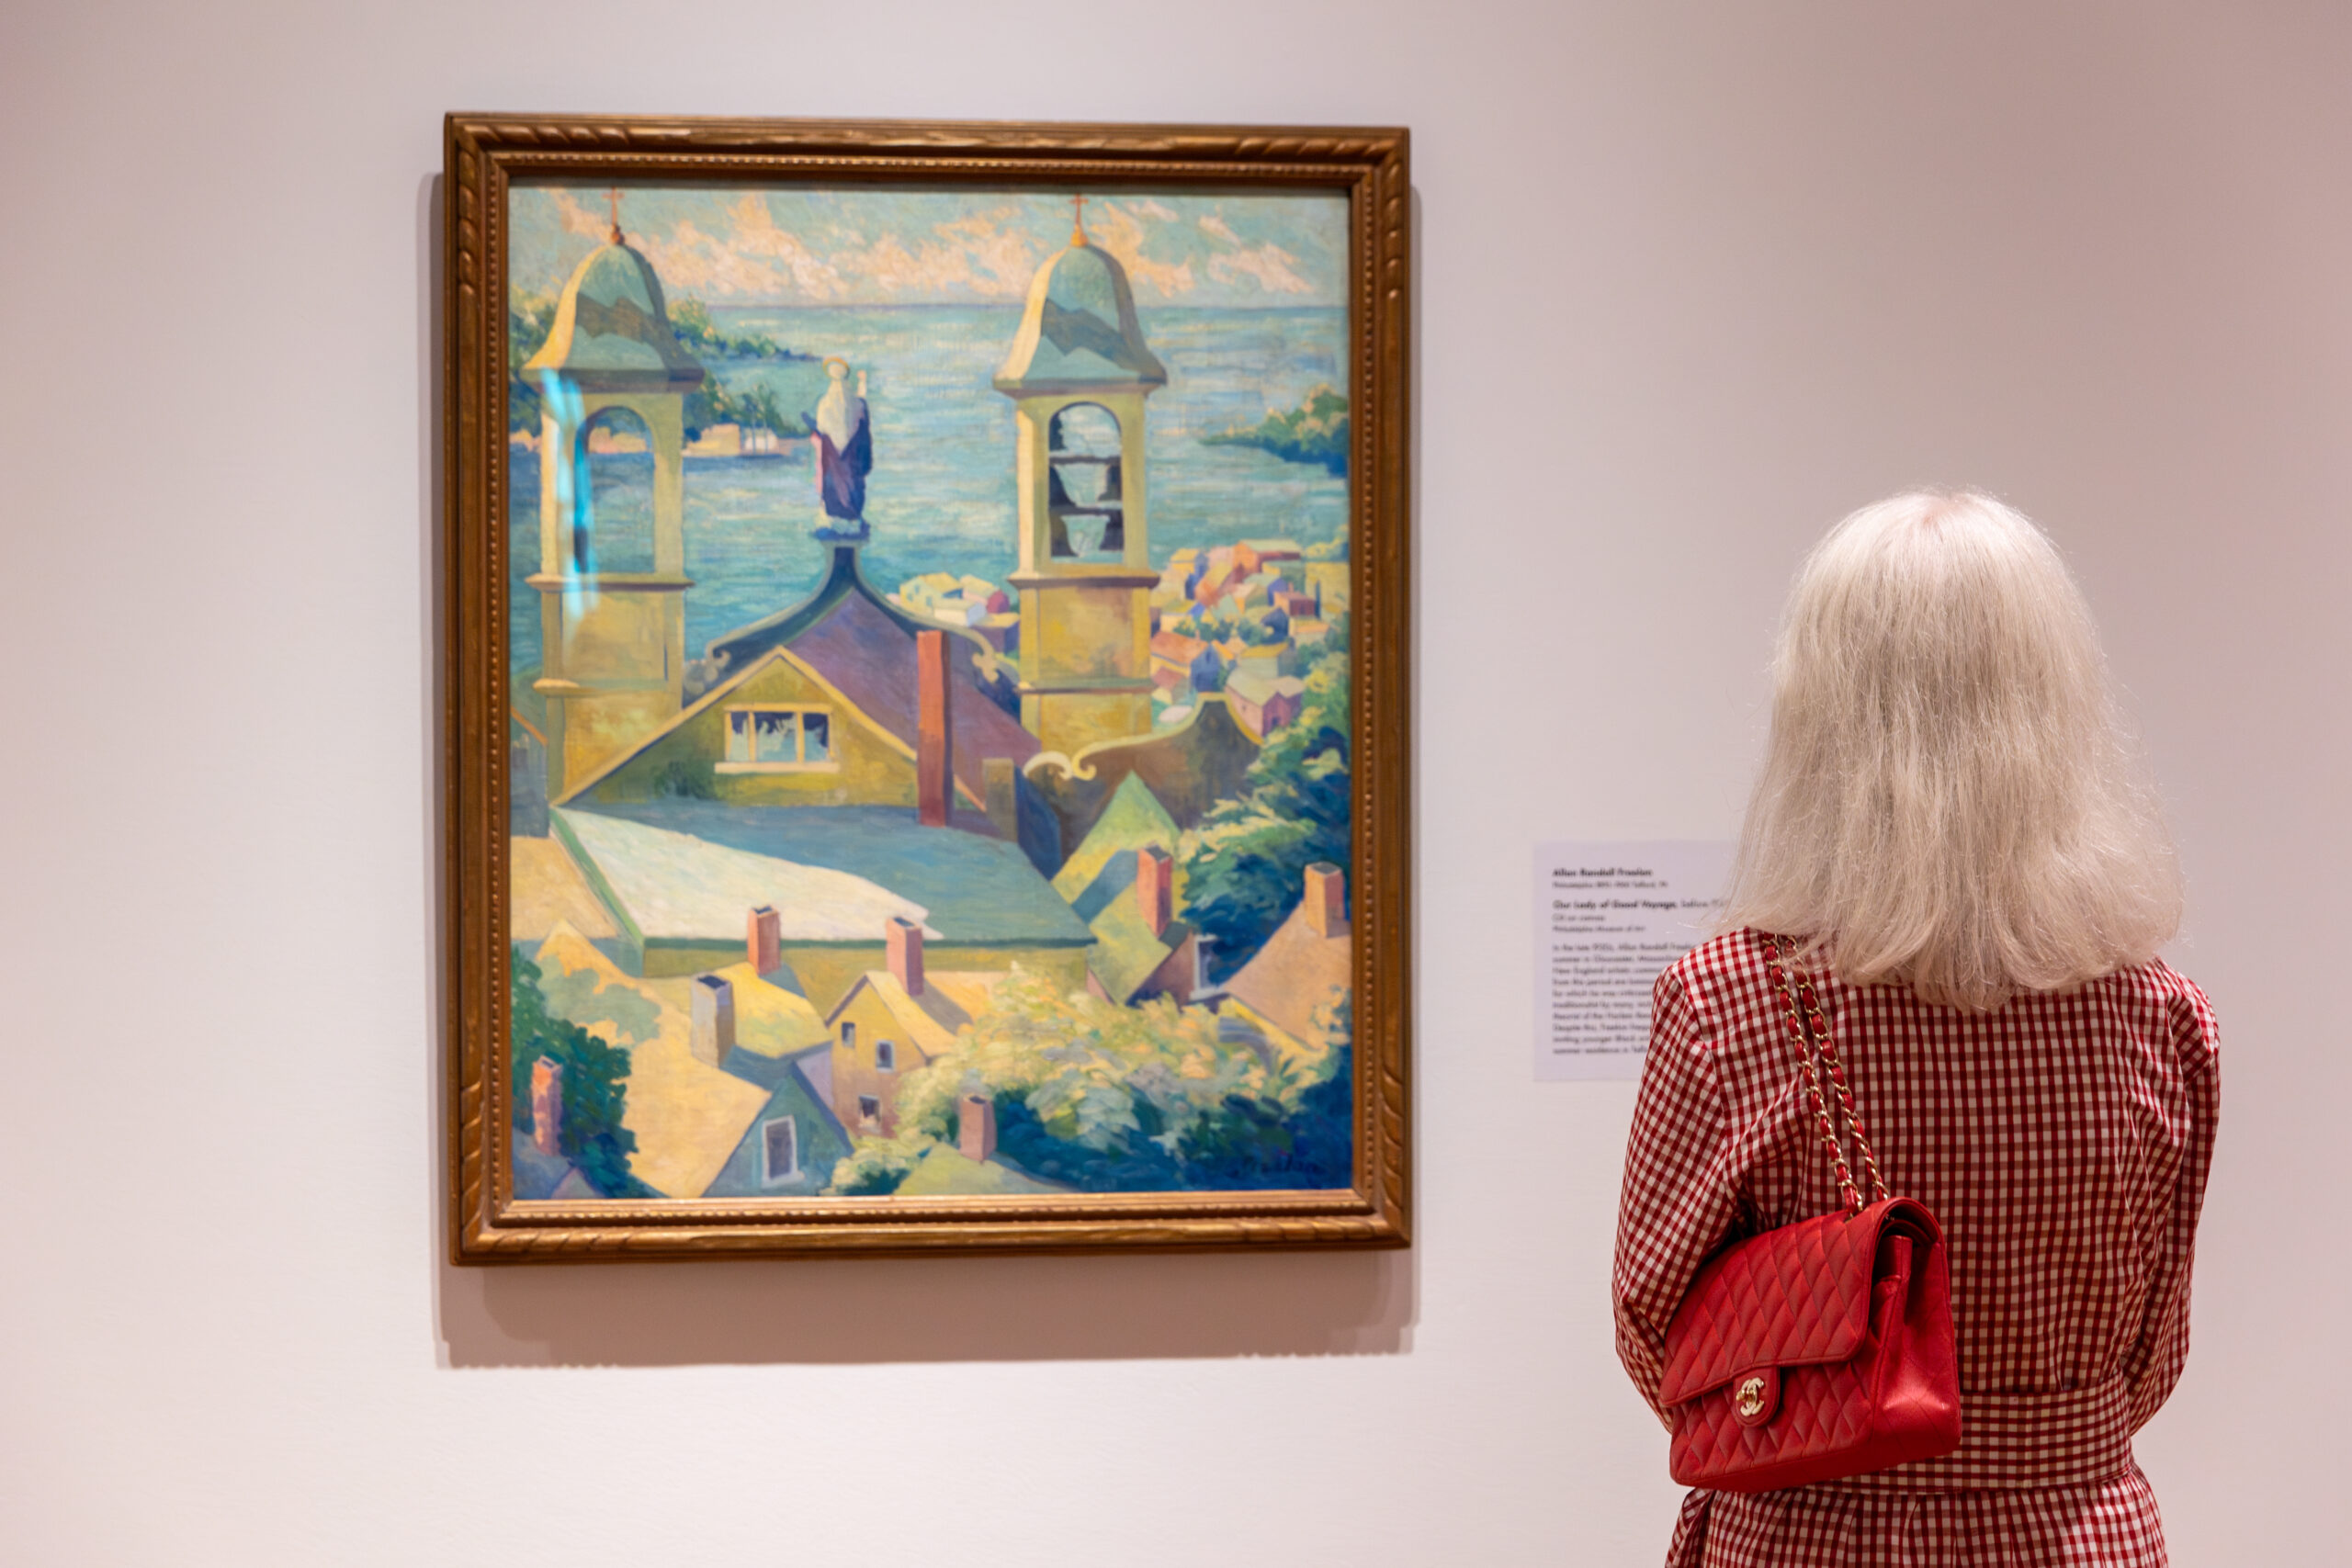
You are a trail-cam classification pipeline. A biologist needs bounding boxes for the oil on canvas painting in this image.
[502,182,1356,1202]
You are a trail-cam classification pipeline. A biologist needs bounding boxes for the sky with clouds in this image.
[510,185,1348,310]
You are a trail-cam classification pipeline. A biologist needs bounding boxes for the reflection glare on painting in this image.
[506,183,1353,1201]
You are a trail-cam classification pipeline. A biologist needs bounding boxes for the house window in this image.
[875,1040,896,1073]
[720,705,835,771]
[840,1021,855,1051]
[857,1095,882,1123]
[761,1117,798,1184]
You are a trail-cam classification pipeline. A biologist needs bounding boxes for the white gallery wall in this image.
[4,2,2346,1562]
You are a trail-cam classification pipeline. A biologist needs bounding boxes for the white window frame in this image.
[718,705,840,773]
[760,1115,799,1184]
[875,1039,896,1073]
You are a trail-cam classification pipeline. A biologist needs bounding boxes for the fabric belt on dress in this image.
[1819,1377,2135,1492]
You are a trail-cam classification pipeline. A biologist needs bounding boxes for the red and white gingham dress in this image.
[1613,930,2219,1567]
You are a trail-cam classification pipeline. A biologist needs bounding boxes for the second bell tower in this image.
[992,201,1168,756]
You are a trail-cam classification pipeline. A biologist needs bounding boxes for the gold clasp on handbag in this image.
[1735,1376,1768,1418]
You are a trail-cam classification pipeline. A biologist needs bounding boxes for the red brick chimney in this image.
[888,914,925,997]
[530,1057,564,1156]
[917,629,954,828]
[1136,845,1174,938]
[1303,862,1347,938]
[747,903,780,975]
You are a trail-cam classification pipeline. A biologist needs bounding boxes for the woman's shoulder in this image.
[1665,929,1772,988]
[2080,956,2220,1076]
[1658,930,1780,1035]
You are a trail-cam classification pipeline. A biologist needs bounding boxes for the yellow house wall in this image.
[581,657,918,807]
[826,987,949,1137]
[772,943,1088,1017]
[560,685,686,797]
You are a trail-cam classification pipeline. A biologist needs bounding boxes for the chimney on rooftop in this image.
[1136,845,1174,938]
[888,915,925,997]
[1302,863,1348,938]
[690,973,736,1066]
[747,904,780,976]
[959,1093,997,1162]
[917,629,954,828]
[530,1057,565,1156]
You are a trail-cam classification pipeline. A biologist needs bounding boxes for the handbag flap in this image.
[1657,1198,1928,1405]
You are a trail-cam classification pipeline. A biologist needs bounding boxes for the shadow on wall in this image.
[417,171,1415,1371]
[434,1247,1414,1368]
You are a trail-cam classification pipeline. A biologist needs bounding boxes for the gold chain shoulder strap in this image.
[1759,931,1891,1213]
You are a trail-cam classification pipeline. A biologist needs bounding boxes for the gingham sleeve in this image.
[1613,965,1745,1426]
[2121,976,2221,1431]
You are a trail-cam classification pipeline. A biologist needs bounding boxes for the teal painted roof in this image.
[523,241,706,390]
[1050,773,1180,921]
[561,802,1092,949]
[993,242,1167,394]
[1089,896,1189,1007]
[702,1056,854,1198]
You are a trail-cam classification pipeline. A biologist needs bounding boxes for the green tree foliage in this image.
[510,957,651,1197]
[1203,384,1349,476]
[1179,620,1352,979]
[653,757,716,799]
[669,298,796,360]
[1303,525,1349,562]
[505,288,808,437]
[1178,993,1353,1189]
[672,296,812,439]
[684,377,797,442]
[823,968,1350,1195]
[536,964,662,1045]
[507,289,557,434]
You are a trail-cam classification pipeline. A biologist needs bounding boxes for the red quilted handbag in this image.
[1657,934,1962,1493]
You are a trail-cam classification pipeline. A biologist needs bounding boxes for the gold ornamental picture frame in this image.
[444,114,1410,1261]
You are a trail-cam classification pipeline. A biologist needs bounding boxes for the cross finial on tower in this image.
[1070,193,1088,245]
[607,186,624,244]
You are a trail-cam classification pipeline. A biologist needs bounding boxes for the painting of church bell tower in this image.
[521,201,707,796]
[993,202,1168,755]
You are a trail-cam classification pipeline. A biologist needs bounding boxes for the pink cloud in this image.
[1208,242,1313,296]
[1089,202,1194,299]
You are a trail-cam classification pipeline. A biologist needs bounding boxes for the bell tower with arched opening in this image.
[992,200,1168,754]
[521,197,706,796]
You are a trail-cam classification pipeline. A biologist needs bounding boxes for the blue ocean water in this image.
[508,304,1347,669]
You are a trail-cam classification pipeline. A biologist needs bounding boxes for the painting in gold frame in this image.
[444,114,1409,1260]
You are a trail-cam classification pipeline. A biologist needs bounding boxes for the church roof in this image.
[696,544,1039,805]
[523,239,706,392]
[993,241,1168,395]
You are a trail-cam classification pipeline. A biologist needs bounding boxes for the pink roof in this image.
[788,592,1038,800]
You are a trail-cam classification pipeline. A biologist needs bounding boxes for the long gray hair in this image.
[1722,491,2181,1010]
